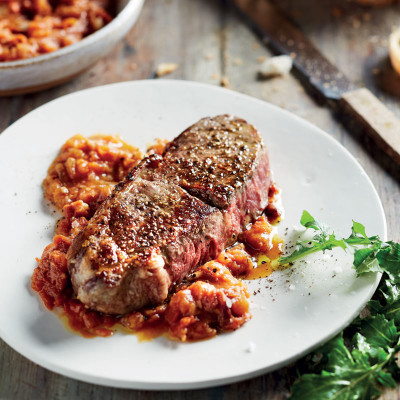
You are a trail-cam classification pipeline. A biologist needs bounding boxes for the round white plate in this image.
[0,80,386,390]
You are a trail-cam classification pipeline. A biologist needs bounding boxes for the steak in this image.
[67,115,272,314]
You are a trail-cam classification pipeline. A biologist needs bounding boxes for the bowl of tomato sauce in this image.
[0,0,144,96]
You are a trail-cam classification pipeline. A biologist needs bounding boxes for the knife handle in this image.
[339,88,400,164]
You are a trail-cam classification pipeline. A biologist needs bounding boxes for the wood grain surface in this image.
[1,0,400,398]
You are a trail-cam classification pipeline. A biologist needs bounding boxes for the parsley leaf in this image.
[290,339,393,400]
[279,211,384,277]
[283,211,400,400]
[377,242,400,281]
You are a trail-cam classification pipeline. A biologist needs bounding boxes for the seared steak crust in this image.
[68,115,272,314]
[158,115,271,247]
[161,115,266,209]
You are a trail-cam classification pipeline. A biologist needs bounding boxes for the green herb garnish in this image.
[280,210,385,273]
[282,211,400,400]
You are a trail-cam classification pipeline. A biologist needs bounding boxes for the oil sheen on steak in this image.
[67,115,272,314]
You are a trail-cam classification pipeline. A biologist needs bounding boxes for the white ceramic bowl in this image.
[0,0,144,96]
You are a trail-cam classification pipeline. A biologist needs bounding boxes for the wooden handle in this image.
[340,88,400,164]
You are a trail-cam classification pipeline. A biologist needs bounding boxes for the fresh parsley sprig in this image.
[279,211,384,273]
[281,211,400,400]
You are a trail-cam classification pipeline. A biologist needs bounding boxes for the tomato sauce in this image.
[0,0,114,62]
[31,134,283,341]
[43,134,144,212]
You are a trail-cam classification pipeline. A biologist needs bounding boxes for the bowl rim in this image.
[0,0,142,69]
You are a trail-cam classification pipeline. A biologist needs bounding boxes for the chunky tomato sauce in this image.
[31,135,282,341]
[0,0,114,62]
[43,134,144,212]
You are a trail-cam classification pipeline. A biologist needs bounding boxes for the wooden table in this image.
[1,0,400,398]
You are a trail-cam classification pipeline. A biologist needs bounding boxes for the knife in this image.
[231,0,400,165]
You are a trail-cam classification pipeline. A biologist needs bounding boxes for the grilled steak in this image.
[67,115,272,314]
[68,156,227,314]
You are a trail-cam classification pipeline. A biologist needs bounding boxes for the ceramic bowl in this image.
[0,0,144,96]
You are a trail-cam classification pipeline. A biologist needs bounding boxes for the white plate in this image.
[0,80,386,390]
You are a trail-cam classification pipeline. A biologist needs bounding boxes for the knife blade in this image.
[231,0,400,166]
